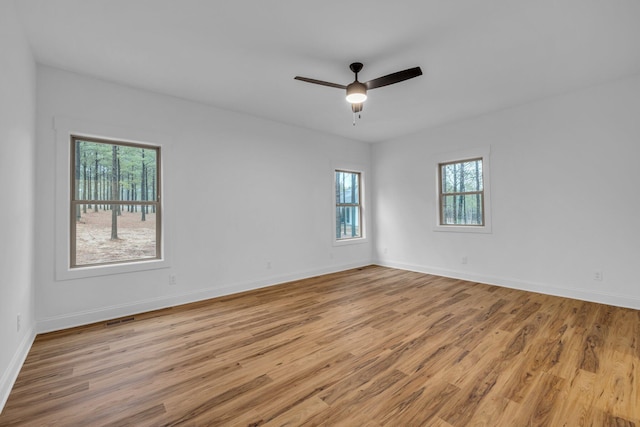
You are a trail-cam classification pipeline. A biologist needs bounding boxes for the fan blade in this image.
[294,76,347,89]
[365,67,423,90]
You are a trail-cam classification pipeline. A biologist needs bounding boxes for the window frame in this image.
[54,116,171,281]
[335,169,362,241]
[333,165,367,245]
[69,135,162,268]
[438,157,484,227]
[434,147,492,234]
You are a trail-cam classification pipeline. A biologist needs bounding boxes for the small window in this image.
[439,158,484,226]
[70,135,161,268]
[335,170,362,240]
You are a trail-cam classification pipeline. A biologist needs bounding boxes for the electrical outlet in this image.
[17,313,21,332]
[267,261,272,270]
[461,256,468,265]
[169,274,177,286]
[593,271,603,281]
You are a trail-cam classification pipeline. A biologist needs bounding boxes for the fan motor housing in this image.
[346,81,367,103]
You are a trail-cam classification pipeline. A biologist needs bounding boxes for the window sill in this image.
[56,258,170,281]
[333,236,368,247]
[433,224,492,234]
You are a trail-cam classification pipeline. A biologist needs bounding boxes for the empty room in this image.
[2,0,640,425]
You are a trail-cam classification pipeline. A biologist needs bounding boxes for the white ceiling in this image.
[15,0,640,143]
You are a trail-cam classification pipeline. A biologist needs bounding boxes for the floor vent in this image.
[105,316,135,326]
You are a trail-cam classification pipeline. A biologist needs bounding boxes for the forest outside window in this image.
[439,158,484,226]
[70,135,161,268]
[335,170,362,240]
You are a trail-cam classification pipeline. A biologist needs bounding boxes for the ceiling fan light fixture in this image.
[346,81,367,104]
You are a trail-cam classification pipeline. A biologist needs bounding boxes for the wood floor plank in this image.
[1,265,639,425]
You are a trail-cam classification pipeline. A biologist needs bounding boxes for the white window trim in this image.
[54,116,172,280]
[332,162,368,246]
[433,146,492,234]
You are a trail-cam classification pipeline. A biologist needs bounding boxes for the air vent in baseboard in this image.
[105,316,135,326]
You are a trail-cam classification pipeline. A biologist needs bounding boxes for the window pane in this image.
[441,159,483,193]
[336,206,361,239]
[74,204,158,266]
[74,140,158,201]
[441,194,483,225]
[335,171,359,204]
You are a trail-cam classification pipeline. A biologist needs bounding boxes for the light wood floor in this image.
[1,266,639,426]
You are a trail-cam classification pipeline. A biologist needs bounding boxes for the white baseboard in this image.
[0,326,36,414]
[37,260,372,333]
[375,259,640,310]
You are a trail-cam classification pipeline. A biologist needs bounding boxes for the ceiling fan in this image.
[295,62,422,123]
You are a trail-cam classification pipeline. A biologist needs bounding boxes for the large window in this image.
[439,158,484,226]
[335,170,362,240]
[70,135,161,267]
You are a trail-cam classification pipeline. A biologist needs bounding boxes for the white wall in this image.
[35,66,372,332]
[0,0,36,411]
[373,74,640,309]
